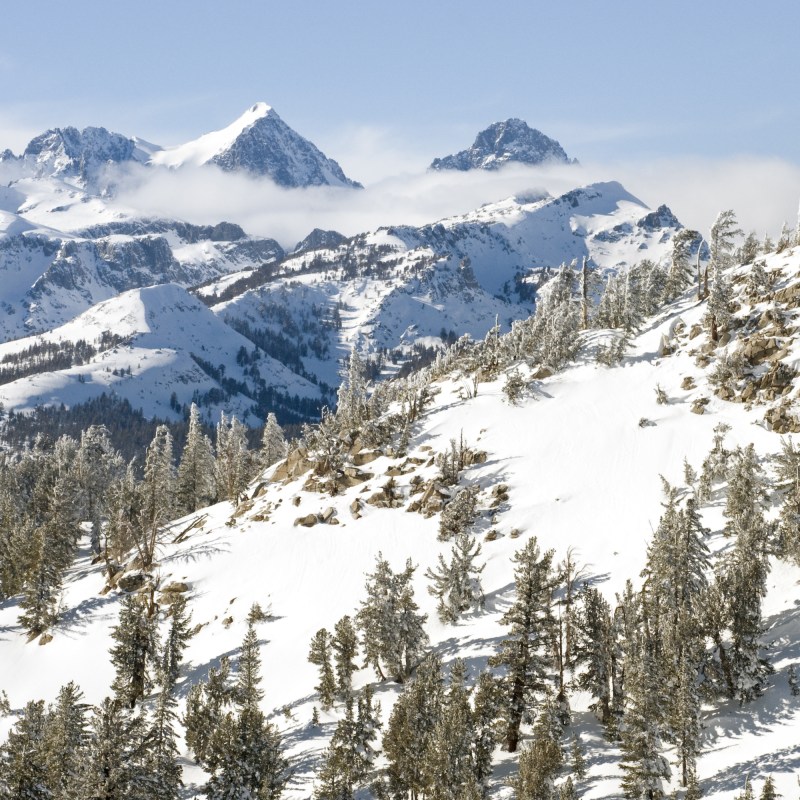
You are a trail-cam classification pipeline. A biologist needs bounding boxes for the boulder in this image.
[294,514,318,528]
[117,572,150,593]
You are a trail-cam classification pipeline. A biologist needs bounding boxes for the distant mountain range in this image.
[1,103,361,189]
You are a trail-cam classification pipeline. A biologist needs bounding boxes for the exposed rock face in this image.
[208,105,362,188]
[430,119,573,171]
[21,126,148,180]
[293,229,347,253]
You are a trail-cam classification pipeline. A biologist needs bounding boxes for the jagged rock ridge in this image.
[430,118,574,171]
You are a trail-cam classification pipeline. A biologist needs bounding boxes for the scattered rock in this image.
[117,572,150,593]
[39,633,53,646]
[681,376,696,391]
[161,581,189,594]
[349,499,362,519]
[689,324,702,340]
[320,507,337,523]
[690,397,709,415]
[531,365,553,380]
[352,449,381,466]
[294,514,318,528]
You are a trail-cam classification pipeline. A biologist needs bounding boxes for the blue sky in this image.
[1,1,799,235]
[2,1,798,165]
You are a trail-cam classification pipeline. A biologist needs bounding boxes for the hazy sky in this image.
[2,1,799,236]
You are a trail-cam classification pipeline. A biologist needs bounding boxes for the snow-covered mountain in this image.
[0,282,323,424]
[2,241,799,799]
[11,126,152,182]
[2,103,361,190]
[150,103,362,188]
[430,118,575,171]
[0,219,284,341]
[208,182,688,387]
[0,175,687,419]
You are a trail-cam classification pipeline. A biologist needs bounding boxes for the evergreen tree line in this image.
[0,593,288,800]
[0,405,287,637]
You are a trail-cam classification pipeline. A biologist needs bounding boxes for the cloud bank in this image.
[108,154,800,250]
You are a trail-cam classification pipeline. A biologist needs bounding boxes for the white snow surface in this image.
[2,251,800,798]
[150,103,275,169]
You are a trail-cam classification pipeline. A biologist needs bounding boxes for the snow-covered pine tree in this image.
[75,425,124,554]
[43,681,88,799]
[77,698,150,800]
[177,402,216,514]
[665,228,701,303]
[336,348,370,433]
[260,412,288,472]
[572,584,613,725]
[382,654,444,799]
[355,554,428,682]
[705,209,742,343]
[698,422,732,502]
[438,486,478,542]
[138,424,176,568]
[215,412,252,505]
[513,694,564,800]
[618,632,671,800]
[109,594,159,709]
[308,628,336,710]
[472,671,501,793]
[0,700,50,800]
[331,615,359,702]
[422,659,481,800]
[204,621,288,800]
[426,530,485,623]
[183,656,235,767]
[489,536,557,752]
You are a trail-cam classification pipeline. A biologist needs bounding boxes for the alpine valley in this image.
[0,104,798,800]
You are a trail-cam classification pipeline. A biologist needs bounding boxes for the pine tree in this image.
[472,671,501,793]
[75,425,123,554]
[572,584,613,725]
[331,615,359,702]
[184,656,235,767]
[78,698,150,800]
[17,525,64,636]
[705,210,742,342]
[571,733,587,781]
[788,663,800,696]
[618,634,671,800]
[426,531,485,624]
[260,412,288,472]
[138,424,176,568]
[177,403,216,514]
[0,699,50,800]
[314,698,359,800]
[109,594,159,709]
[215,413,252,505]
[336,348,370,433]
[759,776,777,800]
[44,682,88,800]
[383,655,444,798]
[203,622,288,800]
[665,229,700,302]
[355,554,428,682]
[423,660,480,800]
[308,628,336,710]
[490,536,556,752]
[514,698,563,800]
[104,464,142,562]
[438,486,479,542]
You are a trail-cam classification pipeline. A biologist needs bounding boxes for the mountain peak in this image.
[151,103,362,189]
[430,118,574,171]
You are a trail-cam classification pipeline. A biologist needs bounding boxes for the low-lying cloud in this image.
[109,155,800,250]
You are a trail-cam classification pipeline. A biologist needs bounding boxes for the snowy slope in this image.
[0,220,284,341]
[2,247,800,798]
[213,182,688,387]
[0,283,321,423]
